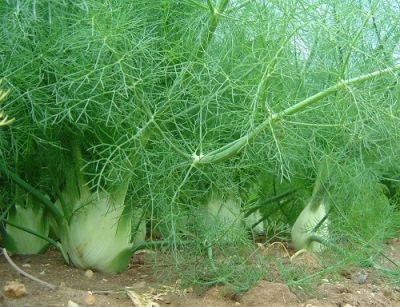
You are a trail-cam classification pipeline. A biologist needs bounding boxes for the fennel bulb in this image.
[207,197,242,226]
[205,188,247,242]
[291,200,328,252]
[4,198,50,254]
[244,209,265,234]
[56,187,146,273]
[67,192,134,272]
[45,141,146,273]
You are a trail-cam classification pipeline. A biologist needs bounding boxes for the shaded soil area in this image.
[1,239,400,307]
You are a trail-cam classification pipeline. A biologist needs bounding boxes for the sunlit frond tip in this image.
[0,80,15,126]
[0,110,15,126]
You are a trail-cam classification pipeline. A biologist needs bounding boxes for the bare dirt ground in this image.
[1,239,400,307]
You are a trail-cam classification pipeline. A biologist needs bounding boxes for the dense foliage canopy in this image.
[0,0,399,284]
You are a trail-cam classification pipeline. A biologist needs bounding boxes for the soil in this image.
[1,239,400,307]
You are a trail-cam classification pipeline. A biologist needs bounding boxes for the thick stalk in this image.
[193,64,400,166]
[0,165,63,223]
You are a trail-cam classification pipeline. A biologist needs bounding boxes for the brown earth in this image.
[1,239,400,307]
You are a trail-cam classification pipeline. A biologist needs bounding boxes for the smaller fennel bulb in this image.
[4,200,50,254]
[291,200,328,252]
[244,209,265,234]
[207,196,242,226]
[205,188,247,242]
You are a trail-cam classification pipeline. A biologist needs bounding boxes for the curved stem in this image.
[0,165,63,223]
[193,64,400,166]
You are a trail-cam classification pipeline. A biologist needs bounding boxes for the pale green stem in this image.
[196,0,230,59]
[193,64,400,166]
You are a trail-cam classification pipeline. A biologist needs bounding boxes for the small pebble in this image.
[84,270,94,278]
[357,270,368,284]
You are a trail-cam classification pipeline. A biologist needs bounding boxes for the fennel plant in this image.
[0,0,399,288]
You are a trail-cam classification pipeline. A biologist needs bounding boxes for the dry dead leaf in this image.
[125,288,159,307]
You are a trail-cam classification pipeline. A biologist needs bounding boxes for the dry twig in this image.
[2,248,57,290]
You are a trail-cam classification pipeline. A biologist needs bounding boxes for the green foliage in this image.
[329,164,400,249]
[0,0,399,288]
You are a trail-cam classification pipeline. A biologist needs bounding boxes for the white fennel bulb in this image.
[291,200,328,252]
